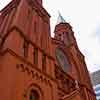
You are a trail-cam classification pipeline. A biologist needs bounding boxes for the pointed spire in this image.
[56,12,66,25]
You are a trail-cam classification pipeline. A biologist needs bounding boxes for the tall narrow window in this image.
[42,54,46,72]
[29,90,39,100]
[61,34,64,41]
[64,32,70,46]
[23,40,29,57]
[33,47,38,66]
[34,21,37,33]
[58,33,61,40]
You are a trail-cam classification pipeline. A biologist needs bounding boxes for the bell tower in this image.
[54,13,77,47]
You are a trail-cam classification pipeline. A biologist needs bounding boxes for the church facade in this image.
[0,0,96,100]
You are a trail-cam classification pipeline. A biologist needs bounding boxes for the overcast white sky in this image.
[0,0,100,73]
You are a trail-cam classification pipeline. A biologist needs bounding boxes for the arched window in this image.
[55,48,70,72]
[29,90,39,100]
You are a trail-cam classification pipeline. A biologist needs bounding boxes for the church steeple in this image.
[56,12,66,25]
[54,13,76,47]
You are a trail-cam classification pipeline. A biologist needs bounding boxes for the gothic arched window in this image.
[55,48,70,72]
[29,90,39,100]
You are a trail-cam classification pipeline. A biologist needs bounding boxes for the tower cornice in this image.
[54,23,72,33]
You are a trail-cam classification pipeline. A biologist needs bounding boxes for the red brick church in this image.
[0,0,96,100]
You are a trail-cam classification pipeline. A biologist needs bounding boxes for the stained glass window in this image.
[55,48,70,71]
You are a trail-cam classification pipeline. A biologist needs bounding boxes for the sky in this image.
[0,0,100,73]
